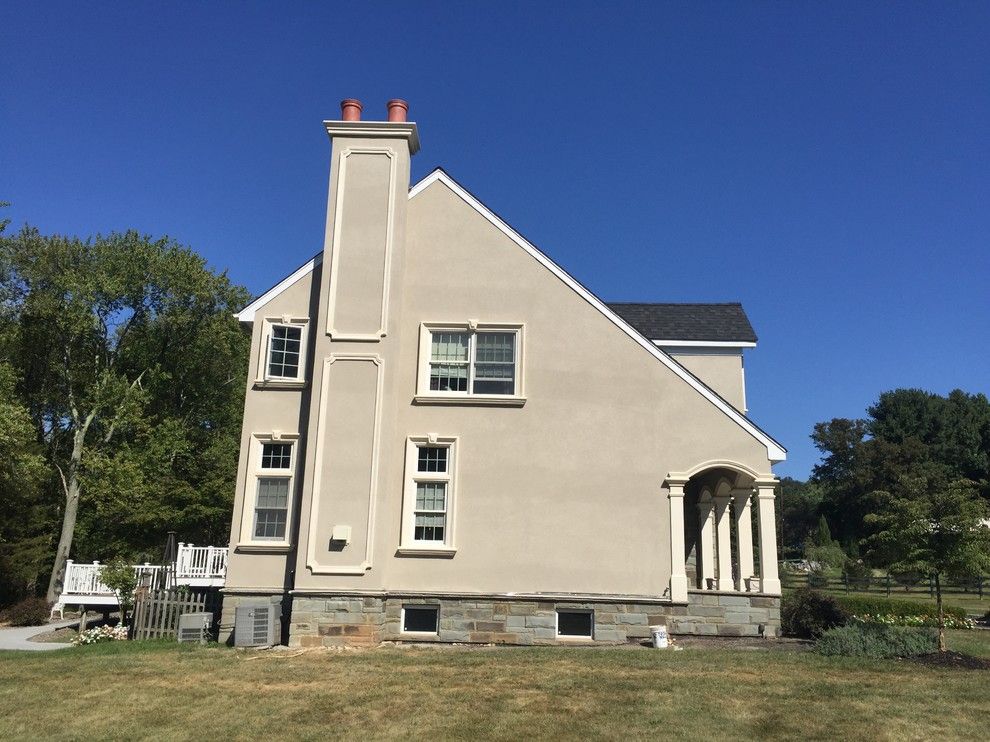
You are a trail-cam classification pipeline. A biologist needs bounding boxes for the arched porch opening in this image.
[665,461,780,603]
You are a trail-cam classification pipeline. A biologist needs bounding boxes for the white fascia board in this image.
[409,169,786,463]
[653,340,756,349]
[236,255,322,323]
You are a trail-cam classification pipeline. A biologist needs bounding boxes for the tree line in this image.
[0,211,250,606]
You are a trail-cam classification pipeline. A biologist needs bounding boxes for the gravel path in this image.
[0,620,78,651]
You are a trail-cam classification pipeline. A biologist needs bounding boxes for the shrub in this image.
[781,588,850,638]
[0,596,50,626]
[834,595,971,627]
[815,623,937,658]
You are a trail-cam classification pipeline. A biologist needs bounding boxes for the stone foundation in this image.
[286,592,780,647]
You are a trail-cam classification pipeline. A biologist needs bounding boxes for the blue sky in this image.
[2,2,988,479]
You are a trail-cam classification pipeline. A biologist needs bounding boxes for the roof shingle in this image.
[607,303,757,343]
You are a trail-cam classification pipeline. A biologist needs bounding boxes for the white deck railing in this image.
[56,543,228,611]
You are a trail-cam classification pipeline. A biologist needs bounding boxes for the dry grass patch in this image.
[1,636,988,741]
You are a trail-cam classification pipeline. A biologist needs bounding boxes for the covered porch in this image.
[665,460,780,603]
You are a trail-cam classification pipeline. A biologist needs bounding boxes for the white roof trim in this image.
[236,255,321,323]
[235,168,785,462]
[410,170,785,462]
[654,340,756,349]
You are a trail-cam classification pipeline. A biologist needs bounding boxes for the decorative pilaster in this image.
[732,488,755,591]
[755,479,781,595]
[697,494,716,590]
[667,479,689,603]
[713,495,734,591]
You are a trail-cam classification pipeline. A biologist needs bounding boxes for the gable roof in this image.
[608,303,758,344]
[236,167,786,462]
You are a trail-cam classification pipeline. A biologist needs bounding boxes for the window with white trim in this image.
[259,318,308,384]
[236,437,297,546]
[400,437,457,552]
[418,324,523,399]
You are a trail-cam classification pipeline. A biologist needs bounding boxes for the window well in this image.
[556,610,593,638]
[402,606,439,633]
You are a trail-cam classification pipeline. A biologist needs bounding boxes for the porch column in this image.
[713,495,734,591]
[667,479,689,603]
[732,488,755,591]
[755,479,781,595]
[697,494,716,589]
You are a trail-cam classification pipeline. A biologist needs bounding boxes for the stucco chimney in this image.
[340,99,363,121]
[386,99,409,122]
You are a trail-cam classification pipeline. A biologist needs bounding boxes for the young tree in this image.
[0,227,249,603]
[863,474,990,651]
[99,557,138,626]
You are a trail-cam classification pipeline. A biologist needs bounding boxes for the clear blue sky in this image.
[2,2,988,479]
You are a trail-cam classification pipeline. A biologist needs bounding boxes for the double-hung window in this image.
[258,318,308,385]
[400,437,457,555]
[254,442,292,541]
[417,324,523,402]
[238,435,298,548]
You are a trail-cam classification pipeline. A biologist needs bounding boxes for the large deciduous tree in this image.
[0,226,249,603]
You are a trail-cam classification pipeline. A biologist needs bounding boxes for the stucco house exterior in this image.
[219,99,787,646]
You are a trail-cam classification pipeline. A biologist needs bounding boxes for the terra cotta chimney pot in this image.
[340,99,363,121]
[386,99,409,122]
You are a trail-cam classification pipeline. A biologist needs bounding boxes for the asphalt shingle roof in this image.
[607,303,758,343]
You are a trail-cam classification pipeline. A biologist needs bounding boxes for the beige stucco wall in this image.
[225,149,776,600]
[665,351,746,412]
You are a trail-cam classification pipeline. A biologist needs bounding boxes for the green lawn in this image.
[781,577,989,617]
[1,633,988,741]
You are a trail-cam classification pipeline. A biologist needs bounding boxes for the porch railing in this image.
[175,543,228,581]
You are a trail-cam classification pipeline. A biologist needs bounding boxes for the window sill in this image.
[235,542,293,553]
[413,394,526,407]
[395,546,458,558]
[254,378,308,390]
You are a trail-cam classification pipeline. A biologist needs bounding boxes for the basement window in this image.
[556,610,594,639]
[402,606,439,634]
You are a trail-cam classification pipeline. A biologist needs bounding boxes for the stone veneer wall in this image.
[283,592,780,648]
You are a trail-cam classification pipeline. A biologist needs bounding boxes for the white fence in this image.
[55,543,227,614]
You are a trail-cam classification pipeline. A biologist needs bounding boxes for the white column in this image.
[713,495,734,591]
[698,495,716,590]
[755,479,781,595]
[667,480,689,603]
[732,488,755,591]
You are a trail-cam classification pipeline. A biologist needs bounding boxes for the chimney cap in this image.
[340,99,363,121]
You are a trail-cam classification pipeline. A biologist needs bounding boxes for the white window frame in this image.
[400,605,440,636]
[555,609,595,640]
[414,322,525,406]
[236,432,299,550]
[256,316,309,387]
[398,436,458,556]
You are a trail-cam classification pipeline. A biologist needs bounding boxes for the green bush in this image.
[0,596,49,626]
[835,595,969,624]
[815,623,937,658]
[781,588,850,638]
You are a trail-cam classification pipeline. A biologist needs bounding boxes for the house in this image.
[220,99,786,646]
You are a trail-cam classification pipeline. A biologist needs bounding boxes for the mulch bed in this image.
[910,651,990,670]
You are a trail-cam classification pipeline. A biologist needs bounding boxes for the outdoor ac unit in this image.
[176,611,212,644]
[234,605,278,647]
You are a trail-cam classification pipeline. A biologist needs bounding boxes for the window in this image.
[417,324,523,402]
[238,436,298,548]
[556,610,594,639]
[258,318,308,385]
[399,437,457,554]
[402,606,439,634]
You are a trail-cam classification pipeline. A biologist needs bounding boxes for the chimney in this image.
[340,98,363,121]
[386,99,409,122]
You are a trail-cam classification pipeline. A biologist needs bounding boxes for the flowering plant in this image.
[71,624,129,645]
[851,613,975,630]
